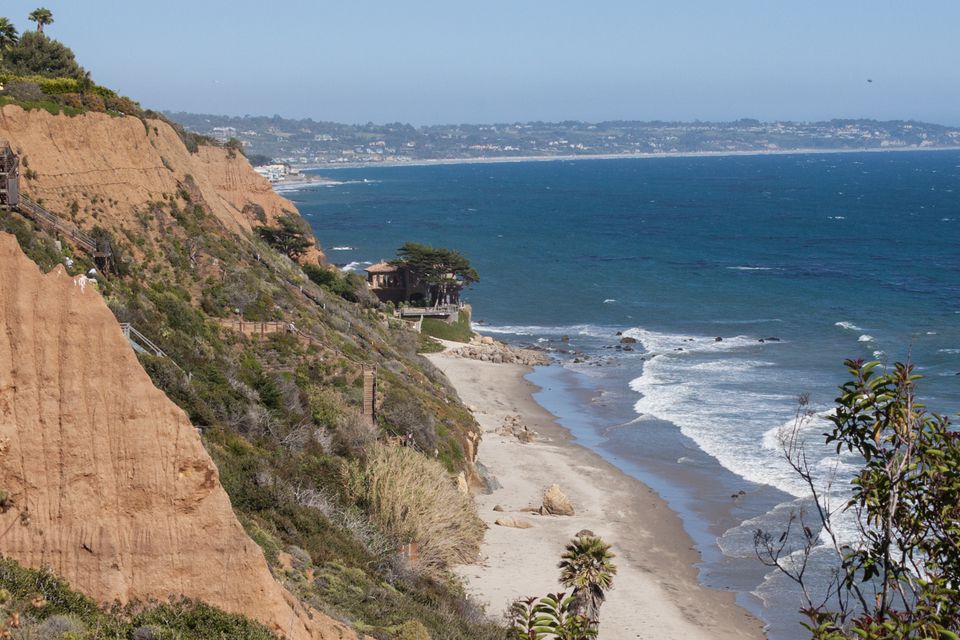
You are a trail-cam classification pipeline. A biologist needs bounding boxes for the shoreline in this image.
[425,351,766,639]
[299,145,960,172]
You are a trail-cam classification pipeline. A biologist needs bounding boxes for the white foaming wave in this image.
[622,326,777,355]
[630,351,802,497]
[603,299,617,304]
[340,260,372,272]
[834,321,862,331]
[939,348,960,354]
[689,359,776,373]
[727,265,776,271]
[858,334,874,343]
[479,323,615,339]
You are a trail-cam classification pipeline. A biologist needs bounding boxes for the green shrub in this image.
[2,32,85,79]
[395,620,431,640]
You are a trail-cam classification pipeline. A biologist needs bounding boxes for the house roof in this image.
[365,261,399,274]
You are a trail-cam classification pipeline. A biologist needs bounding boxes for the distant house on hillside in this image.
[364,261,463,307]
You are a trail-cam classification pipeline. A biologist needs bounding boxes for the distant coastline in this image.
[300,144,960,172]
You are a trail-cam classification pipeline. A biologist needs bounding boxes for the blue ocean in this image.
[291,151,960,638]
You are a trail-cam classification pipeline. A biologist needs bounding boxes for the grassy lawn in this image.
[420,309,473,343]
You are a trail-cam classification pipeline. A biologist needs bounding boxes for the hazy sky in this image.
[4,1,959,125]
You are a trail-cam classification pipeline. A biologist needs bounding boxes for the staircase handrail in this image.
[119,322,167,358]
[18,196,100,255]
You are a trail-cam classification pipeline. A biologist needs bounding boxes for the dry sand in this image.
[425,352,766,640]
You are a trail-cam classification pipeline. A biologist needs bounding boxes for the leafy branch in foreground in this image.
[755,359,960,639]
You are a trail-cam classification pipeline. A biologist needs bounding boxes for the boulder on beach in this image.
[541,484,575,516]
[495,517,533,529]
[620,336,638,344]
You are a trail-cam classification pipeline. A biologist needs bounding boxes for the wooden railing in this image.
[18,195,101,255]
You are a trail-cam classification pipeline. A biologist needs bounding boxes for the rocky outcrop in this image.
[452,337,550,367]
[0,105,325,265]
[0,233,350,639]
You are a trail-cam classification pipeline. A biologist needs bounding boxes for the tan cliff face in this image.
[0,104,325,265]
[0,233,351,639]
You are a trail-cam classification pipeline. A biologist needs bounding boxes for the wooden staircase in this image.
[362,366,377,424]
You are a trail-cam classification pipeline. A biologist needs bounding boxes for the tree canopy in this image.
[393,242,478,304]
[0,18,19,51]
[2,31,84,78]
[27,8,53,33]
[255,213,314,260]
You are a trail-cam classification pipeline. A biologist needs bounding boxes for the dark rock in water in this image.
[616,331,623,336]
[615,345,622,350]
[623,346,634,352]
[758,339,765,343]
[574,358,583,363]
[561,335,570,342]
[674,347,684,351]
[620,336,638,344]
[715,336,723,342]
[764,337,781,342]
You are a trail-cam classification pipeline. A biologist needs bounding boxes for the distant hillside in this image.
[166,111,960,166]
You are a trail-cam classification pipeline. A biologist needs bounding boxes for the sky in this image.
[3,1,960,126]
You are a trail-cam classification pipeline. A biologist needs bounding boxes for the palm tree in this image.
[0,18,19,50]
[28,8,53,34]
[558,531,617,637]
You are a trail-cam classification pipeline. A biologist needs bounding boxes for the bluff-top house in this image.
[364,261,463,307]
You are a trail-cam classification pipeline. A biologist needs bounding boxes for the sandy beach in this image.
[425,351,766,640]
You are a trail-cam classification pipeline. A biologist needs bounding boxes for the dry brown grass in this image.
[346,444,485,578]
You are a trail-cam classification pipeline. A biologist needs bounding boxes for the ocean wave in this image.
[939,348,960,354]
[340,261,372,272]
[623,325,855,508]
[858,334,874,343]
[478,323,616,339]
[273,178,378,193]
[834,321,862,331]
[727,265,776,271]
[621,327,782,354]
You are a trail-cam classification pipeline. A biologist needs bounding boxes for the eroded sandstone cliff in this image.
[0,104,325,264]
[0,233,350,639]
